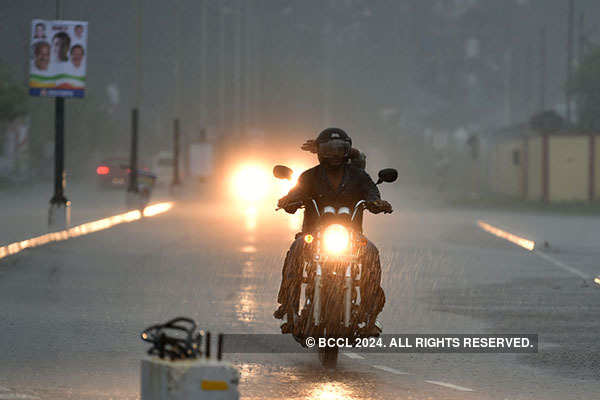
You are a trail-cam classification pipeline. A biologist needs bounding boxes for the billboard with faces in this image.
[29,19,88,98]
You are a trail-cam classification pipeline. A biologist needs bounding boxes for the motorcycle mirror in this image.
[273,165,294,180]
[376,168,398,184]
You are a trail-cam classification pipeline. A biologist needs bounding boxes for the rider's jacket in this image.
[284,164,380,233]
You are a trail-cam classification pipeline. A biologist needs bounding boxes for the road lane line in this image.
[477,220,591,280]
[477,220,535,251]
[0,202,174,261]
[343,352,364,359]
[425,380,474,392]
[372,365,410,375]
[535,250,590,280]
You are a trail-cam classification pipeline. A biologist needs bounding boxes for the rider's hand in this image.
[301,139,318,154]
[278,197,301,213]
[366,199,393,214]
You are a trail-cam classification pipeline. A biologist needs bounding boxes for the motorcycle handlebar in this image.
[276,199,372,219]
[275,200,367,220]
[275,200,305,212]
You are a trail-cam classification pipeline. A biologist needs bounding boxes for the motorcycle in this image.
[273,165,397,368]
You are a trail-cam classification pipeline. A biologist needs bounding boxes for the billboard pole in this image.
[49,0,69,227]
[51,96,66,205]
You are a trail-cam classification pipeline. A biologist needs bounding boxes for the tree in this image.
[569,47,600,130]
[0,63,28,123]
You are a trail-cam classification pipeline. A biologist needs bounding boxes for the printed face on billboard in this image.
[29,19,88,98]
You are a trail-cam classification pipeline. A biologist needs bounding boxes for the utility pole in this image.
[200,0,207,132]
[578,12,585,66]
[322,21,332,127]
[233,2,242,137]
[49,0,69,227]
[172,118,180,186]
[244,1,252,135]
[525,44,534,118]
[172,0,181,188]
[219,6,226,139]
[253,10,262,133]
[251,8,261,133]
[566,0,574,124]
[504,49,513,125]
[503,2,514,126]
[539,27,547,112]
[128,0,142,198]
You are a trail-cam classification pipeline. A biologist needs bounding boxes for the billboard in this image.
[29,19,88,98]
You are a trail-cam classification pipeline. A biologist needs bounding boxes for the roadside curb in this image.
[0,202,174,261]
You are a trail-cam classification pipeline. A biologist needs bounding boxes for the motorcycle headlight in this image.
[322,224,350,255]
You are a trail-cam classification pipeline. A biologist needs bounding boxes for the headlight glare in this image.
[322,224,350,255]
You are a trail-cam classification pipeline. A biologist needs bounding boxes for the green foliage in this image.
[64,95,121,176]
[0,64,28,122]
[27,94,121,178]
[569,47,600,130]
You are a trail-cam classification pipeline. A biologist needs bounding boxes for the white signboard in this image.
[29,19,88,98]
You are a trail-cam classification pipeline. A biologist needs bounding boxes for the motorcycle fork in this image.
[312,262,322,326]
[344,264,352,328]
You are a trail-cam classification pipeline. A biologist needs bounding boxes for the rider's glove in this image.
[300,139,318,154]
[278,196,302,214]
[366,199,393,214]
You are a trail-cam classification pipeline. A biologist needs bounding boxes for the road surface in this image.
[1,184,599,399]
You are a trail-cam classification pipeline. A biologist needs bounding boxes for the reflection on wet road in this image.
[1,192,600,399]
[237,361,386,400]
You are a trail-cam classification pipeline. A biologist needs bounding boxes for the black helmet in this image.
[315,128,352,168]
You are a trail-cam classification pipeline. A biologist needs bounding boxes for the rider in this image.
[300,138,367,170]
[274,127,392,336]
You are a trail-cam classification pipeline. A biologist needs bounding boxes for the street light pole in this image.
[219,6,226,139]
[172,0,181,188]
[233,2,242,137]
[200,0,207,130]
[539,27,547,112]
[128,0,142,195]
[173,118,180,186]
[566,0,574,124]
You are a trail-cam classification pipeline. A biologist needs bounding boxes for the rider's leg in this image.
[274,235,304,319]
[359,239,385,331]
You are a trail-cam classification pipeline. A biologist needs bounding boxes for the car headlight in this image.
[231,165,270,202]
[322,224,350,255]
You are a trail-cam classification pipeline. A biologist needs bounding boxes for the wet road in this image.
[1,186,599,399]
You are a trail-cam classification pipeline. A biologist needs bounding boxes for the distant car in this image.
[96,157,151,189]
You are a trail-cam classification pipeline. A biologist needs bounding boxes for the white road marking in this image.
[372,365,410,375]
[343,352,364,359]
[0,394,41,400]
[535,250,590,280]
[0,202,174,261]
[425,380,474,392]
[477,220,591,280]
[477,220,535,251]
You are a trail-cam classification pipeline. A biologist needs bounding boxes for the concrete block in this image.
[141,357,239,400]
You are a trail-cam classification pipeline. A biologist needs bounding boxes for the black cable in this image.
[141,317,205,360]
